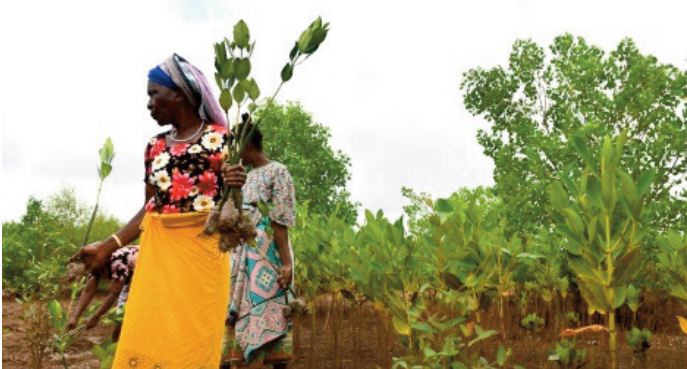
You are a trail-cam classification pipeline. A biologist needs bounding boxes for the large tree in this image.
[461,34,687,236]
[255,101,358,223]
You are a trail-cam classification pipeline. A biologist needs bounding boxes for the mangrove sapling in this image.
[207,17,329,252]
[92,337,117,369]
[626,284,641,326]
[65,137,115,284]
[655,231,687,336]
[549,131,655,369]
[548,339,586,369]
[82,138,115,246]
[20,299,52,369]
[48,299,85,369]
[45,138,115,369]
[626,327,651,368]
[520,313,545,333]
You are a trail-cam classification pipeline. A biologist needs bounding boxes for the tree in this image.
[255,101,358,222]
[461,34,687,237]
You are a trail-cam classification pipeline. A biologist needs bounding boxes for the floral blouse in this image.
[243,162,296,227]
[110,246,139,285]
[144,124,227,213]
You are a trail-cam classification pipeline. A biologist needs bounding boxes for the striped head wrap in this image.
[148,54,227,127]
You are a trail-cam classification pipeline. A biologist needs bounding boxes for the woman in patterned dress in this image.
[226,123,296,368]
[67,245,139,340]
[72,54,247,368]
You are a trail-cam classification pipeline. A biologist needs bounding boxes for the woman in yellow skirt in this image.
[73,54,246,368]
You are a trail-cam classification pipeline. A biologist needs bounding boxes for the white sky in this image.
[1,0,686,223]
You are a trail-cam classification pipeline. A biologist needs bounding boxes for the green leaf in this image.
[636,169,655,198]
[571,134,596,171]
[246,78,260,100]
[548,182,568,211]
[468,328,497,347]
[613,285,628,309]
[516,252,545,259]
[289,42,299,60]
[392,316,410,336]
[99,137,115,163]
[577,279,608,312]
[496,345,508,366]
[234,58,251,80]
[233,20,250,49]
[92,345,106,359]
[214,42,227,65]
[435,198,453,213]
[47,299,64,329]
[98,162,112,181]
[219,89,232,112]
[220,59,235,79]
[561,208,584,235]
[613,247,642,285]
[412,322,435,333]
[281,63,293,82]
[297,17,329,54]
[233,82,246,103]
[423,346,437,358]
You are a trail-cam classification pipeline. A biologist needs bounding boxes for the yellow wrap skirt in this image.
[112,212,230,369]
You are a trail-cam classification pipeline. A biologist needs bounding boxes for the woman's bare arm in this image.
[272,221,292,290]
[67,276,98,329]
[72,185,155,270]
[86,280,125,329]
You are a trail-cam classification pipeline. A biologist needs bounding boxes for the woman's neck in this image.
[251,153,271,168]
[171,111,203,136]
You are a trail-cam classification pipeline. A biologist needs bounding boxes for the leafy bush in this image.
[2,187,121,298]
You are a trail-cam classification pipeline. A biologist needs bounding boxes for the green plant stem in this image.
[82,180,103,245]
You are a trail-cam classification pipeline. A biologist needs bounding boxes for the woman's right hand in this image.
[69,240,111,271]
[221,163,247,188]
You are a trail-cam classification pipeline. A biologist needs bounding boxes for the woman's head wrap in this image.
[148,54,227,127]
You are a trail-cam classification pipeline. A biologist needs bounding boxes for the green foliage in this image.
[564,311,580,326]
[20,299,52,369]
[549,132,655,368]
[550,132,653,314]
[626,284,641,314]
[656,231,687,303]
[626,327,651,354]
[461,34,687,238]
[548,339,586,369]
[92,338,117,369]
[212,18,330,224]
[293,191,520,368]
[84,137,116,245]
[48,299,84,368]
[520,313,544,332]
[255,101,357,222]
[98,137,115,181]
[2,187,122,298]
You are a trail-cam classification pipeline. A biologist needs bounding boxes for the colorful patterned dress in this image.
[228,161,296,363]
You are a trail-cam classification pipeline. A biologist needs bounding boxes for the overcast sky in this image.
[1,0,686,223]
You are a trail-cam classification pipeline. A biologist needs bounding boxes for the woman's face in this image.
[147,82,181,126]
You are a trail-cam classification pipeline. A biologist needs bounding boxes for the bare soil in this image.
[3,297,686,369]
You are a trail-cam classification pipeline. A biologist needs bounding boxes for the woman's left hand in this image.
[278,264,292,290]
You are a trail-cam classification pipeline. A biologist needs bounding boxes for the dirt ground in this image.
[3,297,686,369]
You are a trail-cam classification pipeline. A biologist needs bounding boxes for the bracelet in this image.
[111,234,124,248]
